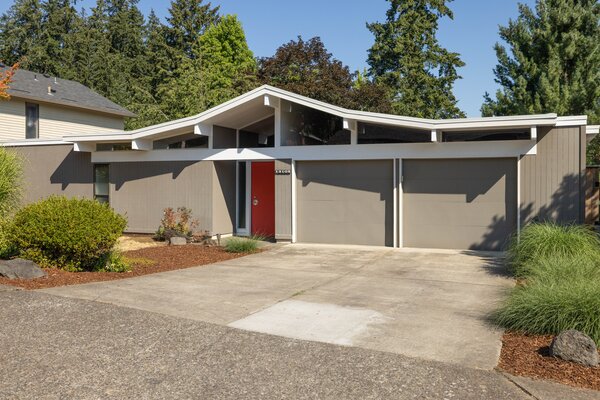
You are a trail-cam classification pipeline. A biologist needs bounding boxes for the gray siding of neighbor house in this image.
[296,160,394,246]
[9,144,93,203]
[109,161,213,234]
[403,158,517,251]
[212,161,236,235]
[520,126,585,225]
[275,159,292,241]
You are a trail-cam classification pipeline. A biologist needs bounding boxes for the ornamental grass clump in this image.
[507,222,600,278]
[8,196,127,271]
[224,237,258,253]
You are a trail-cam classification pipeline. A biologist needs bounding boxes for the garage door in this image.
[403,159,517,251]
[296,160,394,246]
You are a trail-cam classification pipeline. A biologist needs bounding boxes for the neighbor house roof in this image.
[63,84,590,146]
[1,65,136,118]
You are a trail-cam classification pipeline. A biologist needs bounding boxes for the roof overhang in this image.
[63,85,592,151]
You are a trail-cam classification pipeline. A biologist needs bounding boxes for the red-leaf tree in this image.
[0,62,18,100]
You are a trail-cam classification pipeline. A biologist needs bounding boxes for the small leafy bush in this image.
[155,207,199,241]
[8,196,127,271]
[224,237,258,253]
[95,250,131,273]
[494,278,600,344]
[0,217,17,259]
[507,222,600,277]
[0,147,23,215]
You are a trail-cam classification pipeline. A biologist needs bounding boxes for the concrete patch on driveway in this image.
[229,299,388,346]
[42,244,513,370]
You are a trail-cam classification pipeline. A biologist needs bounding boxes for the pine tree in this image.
[0,0,44,67]
[367,0,465,118]
[165,0,219,59]
[481,0,599,124]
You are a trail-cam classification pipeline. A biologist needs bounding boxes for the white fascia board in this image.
[73,142,96,152]
[586,125,600,135]
[91,140,536,163]
[556,115,588,127]
[1,139,70,147]
[530,126,537,140]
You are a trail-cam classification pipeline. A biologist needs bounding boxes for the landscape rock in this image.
[169,236,187,246]
[0,259,47,280]
[550,330,599,367]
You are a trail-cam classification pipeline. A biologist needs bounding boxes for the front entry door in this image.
[251,161,275,238]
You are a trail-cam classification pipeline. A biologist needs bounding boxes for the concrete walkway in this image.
[43,244,513,370]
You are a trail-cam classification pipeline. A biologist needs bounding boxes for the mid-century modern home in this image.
[1,70,598,251]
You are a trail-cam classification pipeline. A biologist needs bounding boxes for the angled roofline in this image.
[64,84,588,143]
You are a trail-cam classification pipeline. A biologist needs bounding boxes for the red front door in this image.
[251,161,275,238]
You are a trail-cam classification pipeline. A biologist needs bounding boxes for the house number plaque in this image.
[275,169,291,175]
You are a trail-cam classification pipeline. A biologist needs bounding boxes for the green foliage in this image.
[224,237,258,253]
[258,37,392,113]
[482,0,600,162]
[0,147,23,215]
[95,250,131,273]
[367,0,465,118]
[154,207,199,241]
[494,278,600,345]
[495,221,600,344]
[507,222,600,277]
[8,196,127,271]
[0,217,17,259]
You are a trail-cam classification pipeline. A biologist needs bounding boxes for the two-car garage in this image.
[295,158,517,251]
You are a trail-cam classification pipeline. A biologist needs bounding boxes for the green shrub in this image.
[516,254,600,283]
[0,147,23,215]
[95,250,132,273]
[0,217,17,259]
[224,237,258,253]
[8,196,127,271]
[494,278,600,345]
[507,223,600,277]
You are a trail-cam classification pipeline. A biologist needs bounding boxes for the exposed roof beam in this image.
[132,139,152,151]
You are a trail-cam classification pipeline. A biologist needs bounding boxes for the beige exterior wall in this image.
[0,98,124,141]
[212,161,236,235]
[275,159,292,241]
[9,144,93,204]
[109,161,214,234]
[520,126,584,225]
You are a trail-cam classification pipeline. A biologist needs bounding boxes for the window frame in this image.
[93,164,110,204]
[25,102,39,139]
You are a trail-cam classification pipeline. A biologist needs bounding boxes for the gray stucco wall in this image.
[213,125,237,149]
[9,144,93,204]
[212,161,236,235]
[109,161,214,234]
[275,159,292,241]
[520,126,585,225]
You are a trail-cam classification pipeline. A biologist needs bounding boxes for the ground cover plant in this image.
[495,222,600,344]
[6,196,127,272]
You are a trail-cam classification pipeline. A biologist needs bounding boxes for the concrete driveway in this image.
[42,244,513,370]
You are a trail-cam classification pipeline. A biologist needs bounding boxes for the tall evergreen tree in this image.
[165,0,219,59]
[481,0,599,123]
[367,0,465,118]
[0,0,44,68]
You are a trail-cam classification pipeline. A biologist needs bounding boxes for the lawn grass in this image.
[495,222,600,345]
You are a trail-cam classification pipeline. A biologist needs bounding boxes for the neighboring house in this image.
[0,65,135,141]
[3,84,599,251]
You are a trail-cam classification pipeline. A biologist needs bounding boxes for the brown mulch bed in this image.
[0,245,255,290]
[498,331,600,391]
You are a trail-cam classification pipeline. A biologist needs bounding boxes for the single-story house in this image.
[3,82,599,251]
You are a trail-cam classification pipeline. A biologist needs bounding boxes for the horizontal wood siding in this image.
[9,144,93,203]
[520,126,582,225]
[0,99,124,141]
[109,161,213,233]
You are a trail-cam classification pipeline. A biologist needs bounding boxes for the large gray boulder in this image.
[0,258,47,280]
[550,330,599,367]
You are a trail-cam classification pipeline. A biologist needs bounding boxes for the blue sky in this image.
[1,0,536,117]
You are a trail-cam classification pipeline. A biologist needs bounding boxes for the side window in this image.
[94,164,109,204]
[25,103,39,139]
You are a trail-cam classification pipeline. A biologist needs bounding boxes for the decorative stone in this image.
[169,236,187,246]
[550,330,599,367]
[0,258,47,280]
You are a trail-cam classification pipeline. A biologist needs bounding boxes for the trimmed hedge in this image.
[8,196,127,271]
